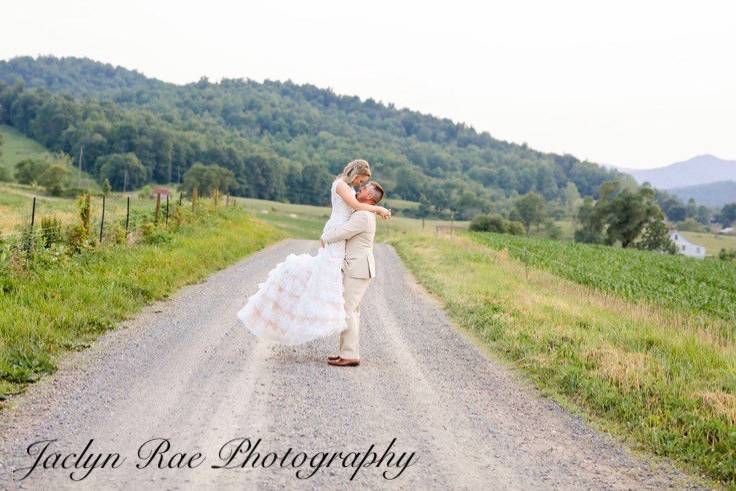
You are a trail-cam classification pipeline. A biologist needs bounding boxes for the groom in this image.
[320,181,385,367]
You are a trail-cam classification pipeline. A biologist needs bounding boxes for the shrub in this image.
[677,218,707,233]
[109,223,126,245]
[507,221,525,236]
[40,216,63,248]
[141,222,172,245]
[718,248,736,261]
[65,223,93,253]
[470,214,507,233]
[470,214,525,236]
[544,221,562,240]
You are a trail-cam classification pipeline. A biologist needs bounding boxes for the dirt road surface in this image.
[0,240,699,489]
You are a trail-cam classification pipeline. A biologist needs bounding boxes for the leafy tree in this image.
[656,190,687,222]
[394,166,424,202]
[14,158,50,185]
[598,186,665,248]
[38,164,70,196]
[181,162,237,197]
[686,198,698,218]
[0,167,10,182]
[514,192,547,234]
[297,162,332,205]
[575,197,604,243]
[719,203,736,227]
[696,205,712,225]
[636,216,676,253]
[97,153,147,191]
[563,182,581,217]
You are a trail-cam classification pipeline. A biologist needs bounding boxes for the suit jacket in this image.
[321,210,376,279]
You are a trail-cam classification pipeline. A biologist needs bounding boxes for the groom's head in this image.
[357,181,384,205]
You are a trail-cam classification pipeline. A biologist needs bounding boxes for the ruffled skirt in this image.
[237,241,346,345]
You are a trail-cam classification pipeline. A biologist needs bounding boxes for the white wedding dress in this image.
[237,179,353,344]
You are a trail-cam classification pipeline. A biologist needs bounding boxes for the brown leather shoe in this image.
[327,355,341,361]
[328,357,360,367]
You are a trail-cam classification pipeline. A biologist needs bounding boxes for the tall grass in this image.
[471,231,736,328]
[0,206,282,401]
[392,233,735,486]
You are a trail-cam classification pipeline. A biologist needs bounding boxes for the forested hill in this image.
[0,56,624,218]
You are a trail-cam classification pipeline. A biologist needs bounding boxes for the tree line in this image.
[0,56,627,218]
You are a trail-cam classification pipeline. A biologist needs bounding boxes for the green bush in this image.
[677,218,707,233]
[470,214,525,236]
[507,221,525,236]
[40,216,63,248]
[141,222,172,245]
[719,248,736,261]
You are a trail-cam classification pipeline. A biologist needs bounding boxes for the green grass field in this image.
[0,124,52,173]
[470,232,736,327]
[681,230,736,256]
[390,232,734,486]
[238,196,467,241]
[0,124,99,192]
[0,204,283,402]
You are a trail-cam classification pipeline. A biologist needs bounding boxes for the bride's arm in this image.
[335,180,390,218]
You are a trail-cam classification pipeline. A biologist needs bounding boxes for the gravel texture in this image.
[0,240,702,490]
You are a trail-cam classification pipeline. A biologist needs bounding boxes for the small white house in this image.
[670,231,706,259]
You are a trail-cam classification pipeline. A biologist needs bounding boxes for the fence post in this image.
[30,196,37,230]
[99,194,106,243]
[523,247,529,281]
[154,193,161,224]
[165,194,169,224]
[192,188,198,211]
[226,194,229,207]
[125,196,130,231]
[179,192,183,206]
[422,218,425,230]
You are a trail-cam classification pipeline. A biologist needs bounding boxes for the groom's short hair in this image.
[367,181,384,203]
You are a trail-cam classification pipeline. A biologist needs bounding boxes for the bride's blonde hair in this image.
[338,159,371,183]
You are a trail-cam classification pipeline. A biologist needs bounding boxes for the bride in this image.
[237,159,390,345]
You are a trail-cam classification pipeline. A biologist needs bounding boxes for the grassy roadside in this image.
[391,232,735,487]
[0,207,283,402]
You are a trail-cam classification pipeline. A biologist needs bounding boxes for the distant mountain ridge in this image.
[624,154,736,189]
[668,180,736,208]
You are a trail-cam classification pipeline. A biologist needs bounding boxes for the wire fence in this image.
[0,190,239,247]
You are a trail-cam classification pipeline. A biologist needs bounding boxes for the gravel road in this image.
[0,240,700,490]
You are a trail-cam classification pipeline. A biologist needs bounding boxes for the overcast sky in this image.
[2,0,734,169]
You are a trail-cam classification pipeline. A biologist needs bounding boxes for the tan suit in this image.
[321,211,376,360]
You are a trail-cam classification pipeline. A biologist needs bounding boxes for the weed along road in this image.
[0,240,698,489]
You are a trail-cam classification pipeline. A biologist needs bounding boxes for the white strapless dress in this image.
[237,180,352,344]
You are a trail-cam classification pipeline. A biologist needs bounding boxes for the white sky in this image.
[2,0,735,169]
